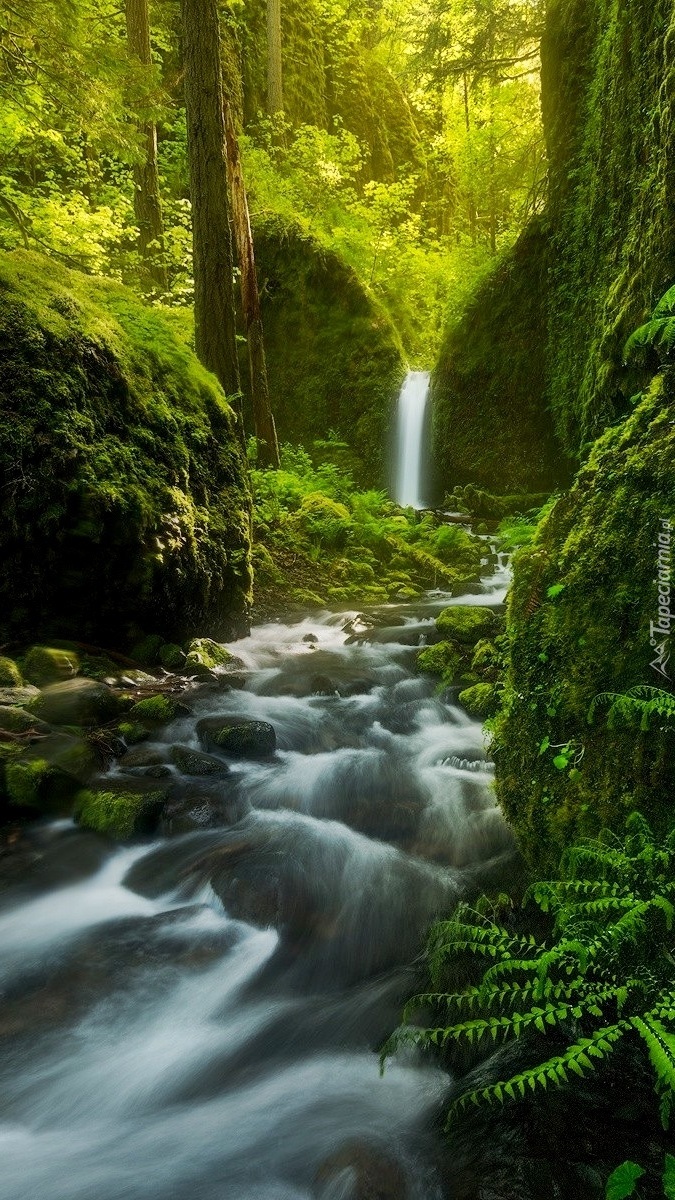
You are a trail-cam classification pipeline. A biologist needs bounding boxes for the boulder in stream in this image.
[31,678,121,725]
[169,745,229,777]
[197,717,277,758]
[75,782,169,839]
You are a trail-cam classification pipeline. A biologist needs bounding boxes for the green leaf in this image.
[605,1161,645,1200]
[553,755,569,770]
[663,1154,675,1199]
[547,583,565,598]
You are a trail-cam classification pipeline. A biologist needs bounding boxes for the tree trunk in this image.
[266,0,284,116]
[463,72,477,246]
[180,0,241,419]
[125,0,167,292]
[224,106,280,468]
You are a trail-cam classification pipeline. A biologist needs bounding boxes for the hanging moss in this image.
[0,250,252,648]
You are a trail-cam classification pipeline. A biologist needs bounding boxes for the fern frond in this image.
[632,1016,675,1128]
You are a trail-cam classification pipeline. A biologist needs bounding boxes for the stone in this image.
[159,643,185,670]
[23,646,80,686]
[31,678,120,725]
[169,745,229,777]
[436,605,500,646]
[0,686,40,706]
[0,657,22,687]
[184,638,233,676]
[128,694,189,723]
[302,633,319,644]
[5,733,98,813]
[458,682,501,721]
[0,706,51,735]
[197,717,277,758]
[75,784,168,839]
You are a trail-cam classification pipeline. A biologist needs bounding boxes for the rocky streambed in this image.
[0,550,514,1200]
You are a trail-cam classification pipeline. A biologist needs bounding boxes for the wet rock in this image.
[302,633,319,644]
[310,674,337,696]
[0,685,40,706]
[436,605,501,646]
[121,764,173,780]
[75,782,169,839]
[159,643,185,670]
[119,747,166,769]
[315,1140,408,1199]
[128,694,190,724]
[184,638,234,676]
[197,717,277,758]
[0,706,51,735]
[458,682,500,720]
[0,657,23,687]
[162,783,245,835]
[23,645,80,686]
[116,721,150,745]
[32,678,120,725]
[5,732,98,813]
[169,745,229,777]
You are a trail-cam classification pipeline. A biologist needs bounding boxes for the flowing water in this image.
[395,371,431,509]
[0,551,513,1200]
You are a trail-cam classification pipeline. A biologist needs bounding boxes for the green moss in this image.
[250,218,405,482]
[129,695,182,723]
[436,606,499,646]
[0,249,252,647]
[458,682,500,721]
[130,636,164,667]
[23,646,79,686]
[0,657,22,687]
[184,638,233,673]
[75,786,166,839]
[159,643,185,670]
[494,373,675,868]
[117,721,150,745]
[4,733,95,811]
[0,706,43,734]
[417,642,462,689]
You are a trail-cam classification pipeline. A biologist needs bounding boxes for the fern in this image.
[384,814,675,1131]
[625,286,675,364]
[589,686,675,732]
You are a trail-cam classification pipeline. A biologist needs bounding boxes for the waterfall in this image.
[394,370,430,509]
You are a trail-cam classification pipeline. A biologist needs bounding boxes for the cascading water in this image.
[394,370,431,509]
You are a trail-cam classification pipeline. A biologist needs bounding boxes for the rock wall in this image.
[0,251,252,648]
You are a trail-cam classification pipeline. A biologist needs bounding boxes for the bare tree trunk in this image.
[224,106,280,468]
[180,0,242,426]
[125,0,167,292]
[266,0,284,116]
[463,72,477,246]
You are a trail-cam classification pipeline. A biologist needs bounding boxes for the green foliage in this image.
[624,287,675,367]
[589,687,675,733]
[383,815,675,1132]
[605,1162,645,1200]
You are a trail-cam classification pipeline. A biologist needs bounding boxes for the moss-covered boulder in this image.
[128,695,187,724]
[0,250,251,648]
[417,641,462,689]
[494,374,675,868]
[0,657,22,687]
[169,745,229,777]
[458,682,500,721]
[23,646,79,686]
[197,717,277,758]
[5,732,98,813]
[31,678,120,725]
[251,219,405,480]
[436,606,500,646]
[431,221,566,497]
[184,638,233,675]
[75,784,168,839]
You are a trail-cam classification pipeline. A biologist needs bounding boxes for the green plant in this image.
[606,1154,675,1199]
[589,686,675,732]
[625,287,675,365]
[383,814,675,1130]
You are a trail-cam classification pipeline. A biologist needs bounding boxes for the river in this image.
[0,548,513,1200]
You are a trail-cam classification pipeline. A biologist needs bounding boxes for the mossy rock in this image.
[0,250,251,648]
[130,636,165,668]
[75,784,168,840]
[0,706,50,735]
[458,683,500,721]
[197,717,277,758]
[116,721,150,746]
[159,643,185,671]
[0,657,22,687]
[436,606,500,646]
[169,745,229,777]
[31,679,120,725]
[129,695,187,724]
[5,733,98,813]
[184,638,233,675]
[23,646,80,686]
[417,642,462,688]
[249,218,405,482]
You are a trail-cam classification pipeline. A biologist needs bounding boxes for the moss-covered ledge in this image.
[0,250,252,648]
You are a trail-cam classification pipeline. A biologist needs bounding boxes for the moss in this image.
[0,657,22,687]
[458,682,500,721]
[431,221,567,497]
[0,706,44,734]
[417,642,462,689]
[23,646,79,686]
[494,373,675,869]
[130,636,164,667]
[0,249,252,648]
[250,218,405,482]
[5,733,95,811]
[159,643,185,670]
[117,721,150,745]
[129,695,182,723]
[75,785,167,839]
[436,606,500,646]
[184,638,233,673]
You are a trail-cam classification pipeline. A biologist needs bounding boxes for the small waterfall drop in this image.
[394,370,430,509]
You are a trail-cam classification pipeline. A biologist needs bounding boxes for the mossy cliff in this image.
[252,219,406,479]
[432,0,675,493]
[494,370,675,869]
[0,250,252,648]
[430,220,563,496]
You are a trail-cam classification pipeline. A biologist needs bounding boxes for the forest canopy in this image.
[0,0,546,360]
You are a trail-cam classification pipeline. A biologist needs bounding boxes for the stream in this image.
[0,550,513,1200]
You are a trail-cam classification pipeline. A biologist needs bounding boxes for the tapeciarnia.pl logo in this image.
[650,518,673,681]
